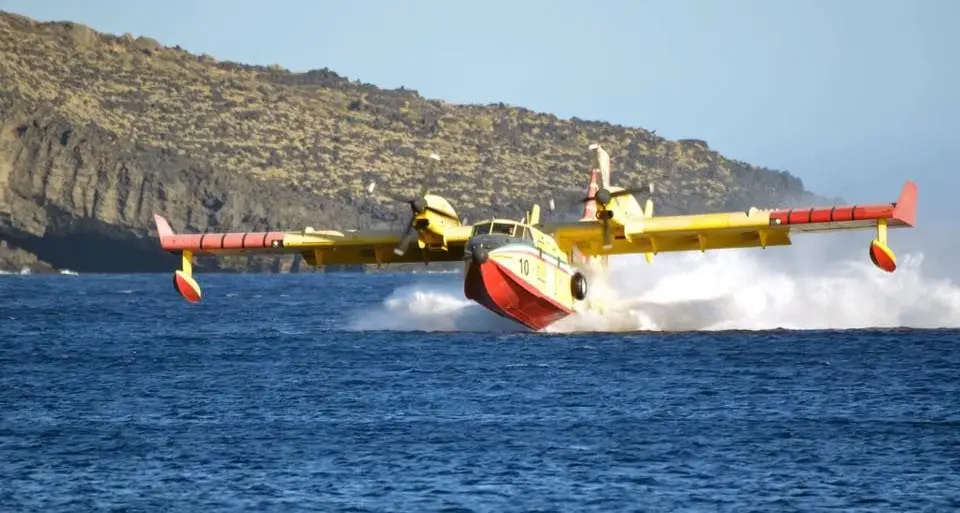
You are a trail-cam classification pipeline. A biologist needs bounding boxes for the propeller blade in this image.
[602,216,613,250]
[418,153,440,197]
[366,181,415,205]
[580,186,648,205]
[394,222,419,256]
[389,194,415,205]
[424,205,458,222]
[609,188,638,200]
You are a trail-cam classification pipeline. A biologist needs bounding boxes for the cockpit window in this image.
[471,222,492,236]
[491,222,516,236]
[473,221,536,239]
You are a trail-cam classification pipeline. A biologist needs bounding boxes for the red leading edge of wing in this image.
[153,214,285,252]
[768,181,918,229]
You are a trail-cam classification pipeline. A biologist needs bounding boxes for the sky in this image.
[2,0,956,236]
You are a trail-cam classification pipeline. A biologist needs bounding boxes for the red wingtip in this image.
[892,181,918,227]
[154,214,175,238]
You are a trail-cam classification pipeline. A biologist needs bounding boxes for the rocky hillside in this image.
[0,10,824,274]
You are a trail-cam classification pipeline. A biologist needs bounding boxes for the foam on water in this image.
[346,280,526,333]
[548,249,960,332]
[351,235,960,333]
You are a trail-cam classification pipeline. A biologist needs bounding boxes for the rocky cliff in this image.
[0,11,824,274]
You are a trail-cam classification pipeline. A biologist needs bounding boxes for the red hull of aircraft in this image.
[464,259,573,331]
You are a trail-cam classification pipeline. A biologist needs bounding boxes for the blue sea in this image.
[2,272,959,512]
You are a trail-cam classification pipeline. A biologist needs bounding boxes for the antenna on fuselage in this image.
[524,204,541,225]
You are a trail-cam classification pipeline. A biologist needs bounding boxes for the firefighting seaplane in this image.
[153,143,918,331]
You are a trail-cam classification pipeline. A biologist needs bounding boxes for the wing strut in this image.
[870,219,896,272]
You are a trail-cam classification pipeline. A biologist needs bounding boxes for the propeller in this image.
[579,184,654,205]
[366,153,459,257]
[578,184,656,250]
[389,185,459,257]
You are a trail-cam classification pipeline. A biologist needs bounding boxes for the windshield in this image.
[490,222,516,236]
[471,222,492,236]
[517,226,533,241]
[472,221,535,240]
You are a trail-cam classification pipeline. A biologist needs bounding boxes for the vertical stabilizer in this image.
[589,143,611,189]
[575,144,612,273]
[580,169,600,222]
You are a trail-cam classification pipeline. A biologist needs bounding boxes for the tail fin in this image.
[589,143,611,188]
[580,143,612,221]
[580,169,600,222]
[574,144,613,272]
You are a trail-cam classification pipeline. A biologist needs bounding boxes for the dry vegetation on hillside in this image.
[0,12,807,221]
[0,11,816,273]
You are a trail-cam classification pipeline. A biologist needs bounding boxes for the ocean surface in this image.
[2,272,959,512]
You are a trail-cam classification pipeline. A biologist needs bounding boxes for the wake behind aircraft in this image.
[153,143,918,331]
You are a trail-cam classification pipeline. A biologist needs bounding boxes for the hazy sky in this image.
[2,0,956,222]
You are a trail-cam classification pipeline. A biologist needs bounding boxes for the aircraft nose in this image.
[473,244,489,264]
[465,238,490,264]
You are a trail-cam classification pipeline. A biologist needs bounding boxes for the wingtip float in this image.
[872,179,918,273]
[155,215,201,302]
[154,213,288,303]
[174,268,202,302]
[151,145,918,331]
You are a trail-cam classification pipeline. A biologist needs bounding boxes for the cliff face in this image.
[0,11,823,274]
[0,96,362,273]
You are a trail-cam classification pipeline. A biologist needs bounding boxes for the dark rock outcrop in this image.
[0,95,368,273]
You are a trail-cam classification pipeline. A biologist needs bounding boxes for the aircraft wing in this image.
[153,214,470,266]
[546,180,918,264]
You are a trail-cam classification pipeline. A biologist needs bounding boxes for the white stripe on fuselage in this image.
[488,243,576,275]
